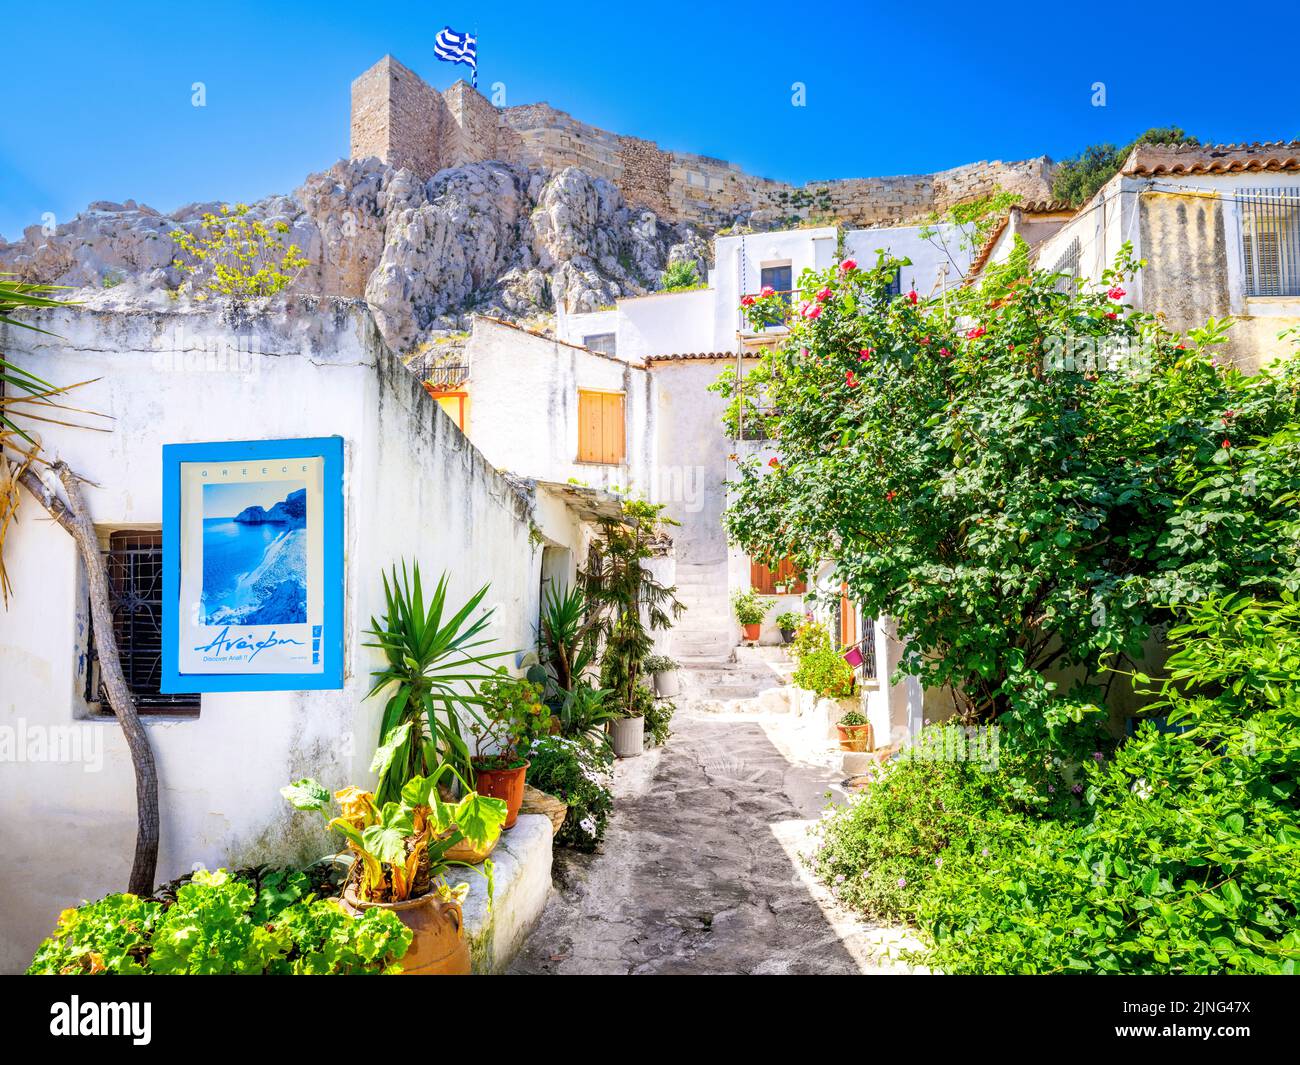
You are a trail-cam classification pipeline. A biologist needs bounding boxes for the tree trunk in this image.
[19,462,160,895]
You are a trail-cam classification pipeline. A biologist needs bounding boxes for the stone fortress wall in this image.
[351,55,1055,228]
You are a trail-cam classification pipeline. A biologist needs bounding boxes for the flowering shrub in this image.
[815,596,1300,973]
[171,203,308,300]
[27,868,410,975]
[718,241,1300,755]
[527,735,614,851]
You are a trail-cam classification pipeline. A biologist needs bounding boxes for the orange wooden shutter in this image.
[578,390,625,463]
[840,583,857,646]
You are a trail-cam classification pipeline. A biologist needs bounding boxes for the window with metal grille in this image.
[583,333,617,356]
[1050,237,1081,282]
[85,530,199,716]
[857,615,878,681]
[1239,187,1300,296]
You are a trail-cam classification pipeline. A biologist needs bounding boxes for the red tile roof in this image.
[1123,141,1300,178]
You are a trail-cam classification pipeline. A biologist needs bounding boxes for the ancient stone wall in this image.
[350,55,1056,226]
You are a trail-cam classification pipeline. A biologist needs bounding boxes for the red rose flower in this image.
[907,290,919,305]
[768,457,780,468]
[805,304,822,319]
[760,285,775,296]
[845,370,860,388]
[885,490,896,502]
[939,347,950,358]
[1105,311,1118,320]
[966,326,986,340]
[816,287,832,302]
[840,259,857,272]
[741,295,755,307]
[1107,286,1126,300]
[1222,439,1231,449]
[859,347,873,361]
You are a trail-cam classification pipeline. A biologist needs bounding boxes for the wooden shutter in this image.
[750,556,807,594]
[578,390,625,464]
[840,582,857,647]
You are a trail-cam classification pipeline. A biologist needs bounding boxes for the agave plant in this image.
[282,762,507,904]
[364,562,514,804]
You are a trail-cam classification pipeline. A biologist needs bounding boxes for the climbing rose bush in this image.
[716,240,1300,749]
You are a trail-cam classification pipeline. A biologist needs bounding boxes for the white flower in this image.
[1131,777,1154,801]
[579,816,598,837]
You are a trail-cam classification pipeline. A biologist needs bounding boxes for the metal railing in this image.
[1238,187,1300,297]
[739,288,795,333]
[858,616,878,681]
[424,363,469,390]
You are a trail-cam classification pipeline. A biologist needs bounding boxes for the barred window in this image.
[1239,188,1300,297]
[85,530,199,716]
[583,333,617,356]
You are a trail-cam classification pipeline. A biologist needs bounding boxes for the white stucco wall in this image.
[463,316,654,495]
[0,301,556,972]
[845,222,970,296]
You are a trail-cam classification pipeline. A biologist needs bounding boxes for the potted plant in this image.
[469,669,549,829]
[282,763,506,975]
[365,562,513,805]
[835,708,874,752]
[732,589,770,642]
[609,683,652,757]
[644,654,681,698]
[775,610,803,644]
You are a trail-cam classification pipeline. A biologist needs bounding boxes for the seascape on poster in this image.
[201,479,308,626]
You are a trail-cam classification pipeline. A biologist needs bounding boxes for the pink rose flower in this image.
[840,259,857,272]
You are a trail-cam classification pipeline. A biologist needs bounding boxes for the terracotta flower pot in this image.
[339,885,470,975]
[742,622,761,641]
[472,759,529,829]
[836,722,874,752]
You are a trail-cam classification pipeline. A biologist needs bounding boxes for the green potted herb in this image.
[469,670,550,828]
[775,610,804,644]
[282,762,506,975]
[644,653,681,698]
[732,589,770,642]
[835,708,873,752]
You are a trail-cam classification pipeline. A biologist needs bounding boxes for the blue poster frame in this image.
[160,436,345,693]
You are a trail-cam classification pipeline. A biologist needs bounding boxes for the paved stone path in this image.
[509,705,912,975]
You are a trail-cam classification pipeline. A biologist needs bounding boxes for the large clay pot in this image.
[742,622,761,642]
[340,885,470,975]
[836,722,874,752]
[653,669,680,698]
[472,759,529,829]
[610,715,644,758]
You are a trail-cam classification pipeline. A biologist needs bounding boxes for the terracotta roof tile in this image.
[643,352,736,363]
[1123,141,1300,178]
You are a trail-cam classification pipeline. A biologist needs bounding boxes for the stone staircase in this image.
[681,645,794,714]
[670,560,734,662]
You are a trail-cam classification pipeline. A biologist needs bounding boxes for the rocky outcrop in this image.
[233,488,307,528]
[0,156,713,354]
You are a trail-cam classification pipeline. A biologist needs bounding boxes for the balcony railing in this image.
[424,364,469,391]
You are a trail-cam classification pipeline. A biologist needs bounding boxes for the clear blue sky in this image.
[3,1,1298,240]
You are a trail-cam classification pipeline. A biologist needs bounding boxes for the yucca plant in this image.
[364,562,513,804]
[537,583,600,693]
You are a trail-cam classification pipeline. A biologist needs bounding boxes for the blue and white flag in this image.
[434,27,478,87]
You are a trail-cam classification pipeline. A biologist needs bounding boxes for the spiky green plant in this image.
[364,563,514,803]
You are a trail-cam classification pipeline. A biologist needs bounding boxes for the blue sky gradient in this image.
[3,1,1297,239]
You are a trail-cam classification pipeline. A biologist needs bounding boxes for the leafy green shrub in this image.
[643,694,675,746]
[815,597,1300,974]
[660,259,702,292]
[171,203,309,300]
[527,735,614,851]
[790,620,831,661]
[775,610,804,631]
[1051,127,1197,207]
[792,644,855,698]
[27,869,411,975]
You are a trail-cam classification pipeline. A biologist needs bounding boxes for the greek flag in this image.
[434,27,478,87]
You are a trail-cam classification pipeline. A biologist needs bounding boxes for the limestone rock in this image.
[0,155,713,353]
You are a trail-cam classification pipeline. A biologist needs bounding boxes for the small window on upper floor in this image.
[760,264,792,302]
[577,389,626,465]
[86,529,200,717]
[584,333,617,356]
